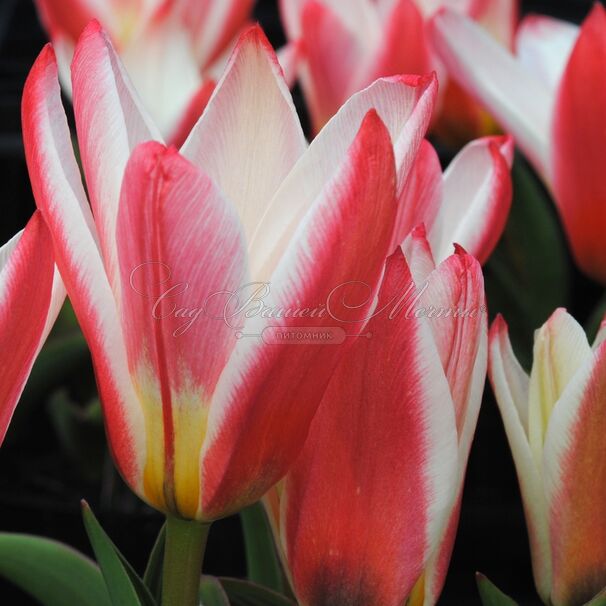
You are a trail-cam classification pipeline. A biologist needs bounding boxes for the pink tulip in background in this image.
[280,0,518,142]
[430,5,606,284]
[34,0,254,143]
[490,310,606,606]
[0,212,64,445]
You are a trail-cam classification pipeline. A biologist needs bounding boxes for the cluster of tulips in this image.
[1,0,605,605]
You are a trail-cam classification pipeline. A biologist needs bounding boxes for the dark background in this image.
[0,1,599,604]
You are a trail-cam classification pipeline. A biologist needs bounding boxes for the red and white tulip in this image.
[490,310,606,605]
[0,212,65,445]
[269,233,487,606]
[430,6,606,283]
[279,0,518,139]
[33,0,254,143]
[22,20,441,520]
[393,134,513,265]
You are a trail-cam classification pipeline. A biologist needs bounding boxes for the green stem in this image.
[161,515,211,606]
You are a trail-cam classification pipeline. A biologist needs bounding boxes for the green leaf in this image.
[476,573,518,606]
[143,523,166,603]
[219,577,296,606]
[81,501,156,606]
[484,156,571,369]
[199,576,230,605]
[0,533,111,606]
[585,586,606,605]
[240,502,287,593]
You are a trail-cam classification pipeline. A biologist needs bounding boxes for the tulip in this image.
[393,134,513,265]
[22,17,442,524]
[270,233,487,606]
[430,6,606,284]
[0,212,65,445]
[33,0,254,143]
[279,0,518,140]
[490,310,606,605]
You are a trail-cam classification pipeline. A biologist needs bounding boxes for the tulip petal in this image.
[34,0,110,41]
[71,20,162,298]
[552,5,606,284]
[249,72,437,281]
[429,8,551,177]
[281,249,459,606]
[298,0,365,132]
[527,309,591,465]
[200,110,398,519]
[391,140,442,252]
[416,246,487,605]
[402,224,437,287]
[121,23,203,138]
[181,25,307,244]
[489,316,552,602]
[516,15,578,93]
[429,135,513,264]
[168,79,215,149]
[116,141,248,519]
[544,337,606,605]
[22,44,146,490]
[361,0,430,89]
[0,214,62,444]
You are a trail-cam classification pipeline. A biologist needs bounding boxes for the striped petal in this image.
[249,73,437,281]
[298,0,365,133]
[544,336,606,605]
[116,141,247,520]
[429,135,513,264]
[418,246,488,605]
[200,110,398,519]
[22,44,146,492]
[181,25,307,244]
[34,0,111,41]
[551,5,606,284]
[71,20,162,297]
[516,15,578,94]
[281,250,459,606]
[0,213,64,444]
[429,9,552,178]
[489,316,551,602]
[391,139,442,251]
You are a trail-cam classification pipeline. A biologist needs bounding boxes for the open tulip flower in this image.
[279,0,518,140]
[265,233,487,606]
[0,212,65,445]
[21,14,450,525]
[430,5,606,284]
[490,310,606,605]
[33,0,254,143]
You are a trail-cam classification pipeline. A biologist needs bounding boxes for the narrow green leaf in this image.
[219,577,296,606]
[199,576,230,605]
[0,533,111,606]
[143,523,166,602]
[476,573,518,606]
[585,586,606,606]
[484,156,571,368]
[81,501,156,606]
[240,502,286,593]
